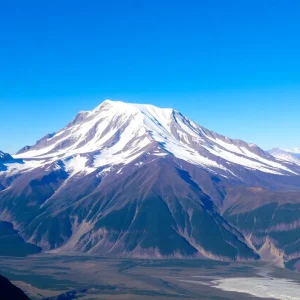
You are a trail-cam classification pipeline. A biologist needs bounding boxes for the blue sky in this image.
[1,0,300,154]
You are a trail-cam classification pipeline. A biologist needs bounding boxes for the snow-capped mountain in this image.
[13,100,300,178]
[1,100,300,267]
[269,148,300,165]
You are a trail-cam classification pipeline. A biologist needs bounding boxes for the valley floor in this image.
[0,255,299,300]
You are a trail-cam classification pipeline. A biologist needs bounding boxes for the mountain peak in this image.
[95,99,174,115]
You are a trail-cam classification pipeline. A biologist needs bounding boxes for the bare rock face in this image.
[0,151,13,162]
[0,151,15,175]
[1,100,300,264]
[0,275,29,300]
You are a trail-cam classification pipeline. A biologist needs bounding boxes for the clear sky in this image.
[1,0,300,154]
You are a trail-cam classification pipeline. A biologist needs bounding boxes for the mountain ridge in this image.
[0,274,30,300]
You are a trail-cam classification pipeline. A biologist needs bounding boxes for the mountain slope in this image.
[285,147,300,157]
[0,221,41,256]
[1,100,300,263]
[269,148,300,165]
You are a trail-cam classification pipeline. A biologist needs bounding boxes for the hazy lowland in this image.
[1,254,300,300]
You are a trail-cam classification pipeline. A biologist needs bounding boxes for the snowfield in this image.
[212,276,300,300]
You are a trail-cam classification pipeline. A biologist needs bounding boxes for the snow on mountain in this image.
[269,148,300,165]
[12,100,298,177]
[285,147,300,154]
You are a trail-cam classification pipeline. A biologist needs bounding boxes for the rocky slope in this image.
[0,221,41,257]
[0,100,300,265]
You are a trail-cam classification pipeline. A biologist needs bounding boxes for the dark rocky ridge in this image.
[0,274,30,300]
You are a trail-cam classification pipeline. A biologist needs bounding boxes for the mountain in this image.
[0,274,30,300]
[1,100,300,267]
[269,148,300,164]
